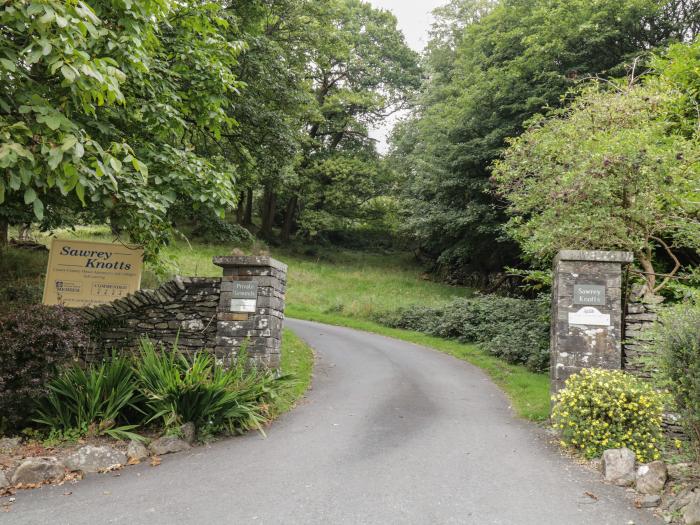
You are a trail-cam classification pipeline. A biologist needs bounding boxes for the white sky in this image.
[367,0,446,151]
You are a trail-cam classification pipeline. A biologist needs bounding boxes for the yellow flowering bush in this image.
[552,368,665,462]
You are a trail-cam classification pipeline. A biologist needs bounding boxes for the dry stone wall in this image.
[79,256,287,368]
[81,276,220,356]
[623,287,685,439]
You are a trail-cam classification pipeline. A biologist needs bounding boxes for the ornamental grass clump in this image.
[552,368,665,462]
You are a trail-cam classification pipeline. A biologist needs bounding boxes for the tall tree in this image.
[278,0,421,243]
[0,0,243,258]
[492,43,700,294]
[390,0,699,282]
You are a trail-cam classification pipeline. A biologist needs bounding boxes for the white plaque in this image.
[568,307,611,327]
[230,299,257,313]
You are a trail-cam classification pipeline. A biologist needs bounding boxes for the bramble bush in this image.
[552,368,665,462]
[375,295,550,372]
[653,301,700,456]
[0,305,88,433]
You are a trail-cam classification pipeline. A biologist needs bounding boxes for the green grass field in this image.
[274,329,315,417]
[8,226,550,421]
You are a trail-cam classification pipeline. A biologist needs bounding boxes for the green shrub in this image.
[0,305,89,433]
[191,213,255,245]
[33,356,142,441]
[552,368,665,462]
[653,301,700,454]
[135,339,289,435]
[375,295,550,372]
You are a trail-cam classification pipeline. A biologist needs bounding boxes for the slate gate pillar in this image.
[550,250,633,397]
[212,256,287,369]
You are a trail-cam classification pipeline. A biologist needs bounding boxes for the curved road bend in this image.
[7,319,660,525]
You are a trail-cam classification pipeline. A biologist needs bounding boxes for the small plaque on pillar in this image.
[568,306,611,327]
[573,284,606,306]
[230,281,258,313]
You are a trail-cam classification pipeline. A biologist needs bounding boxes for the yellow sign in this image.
[42,239,144,307]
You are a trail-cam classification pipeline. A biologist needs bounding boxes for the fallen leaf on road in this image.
[97,463,122,474]
[15,482,43,490]
[63,491,72,496]
[127,457,141,466]
[150,456,161,467]
[584,491,598,501]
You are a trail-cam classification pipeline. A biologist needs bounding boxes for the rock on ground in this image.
[0,437,21,454]
[127,441,150,463]
[149,436,191,456]
[180,422,196,445]
[11,457,65,485]
[684,491,700,525]
[635,494,661,508]
[669,463,697,481]
[0,470,9,489]
[64,445,127,473]
[636,461,667,495]
[602,448,636,487]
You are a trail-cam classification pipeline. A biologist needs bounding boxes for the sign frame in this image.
[42,238,143,308]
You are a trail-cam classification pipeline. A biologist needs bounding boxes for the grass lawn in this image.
[9,226,550,422]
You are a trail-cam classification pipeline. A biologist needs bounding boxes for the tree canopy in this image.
[0,0,245,258]
[0,0,419,258]
[492,73,699,293]
[390,0,699,282]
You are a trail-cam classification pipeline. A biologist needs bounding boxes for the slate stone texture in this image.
[79,256,287,370]
[550,250,632,396]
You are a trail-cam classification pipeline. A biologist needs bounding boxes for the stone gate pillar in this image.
[550,250,633,396]
[212,256,287,369]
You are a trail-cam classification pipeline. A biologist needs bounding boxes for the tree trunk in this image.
[261,188,276,239]
[243,188,253,227]
[236,191,245,224]
[0,218,8,247]
[281,195,298,243]
[637,253,657,296]
[18,223,31,241]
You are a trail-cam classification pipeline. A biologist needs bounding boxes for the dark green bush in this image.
[0,305,89,433]
[375,295,550,372]
[30,339,292,441]
[653,301,700,455]
[191,214,255,245]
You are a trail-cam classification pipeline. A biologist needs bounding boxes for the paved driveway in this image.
[4,319,660,524]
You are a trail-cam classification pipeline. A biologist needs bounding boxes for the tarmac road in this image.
[5,319,661,525]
